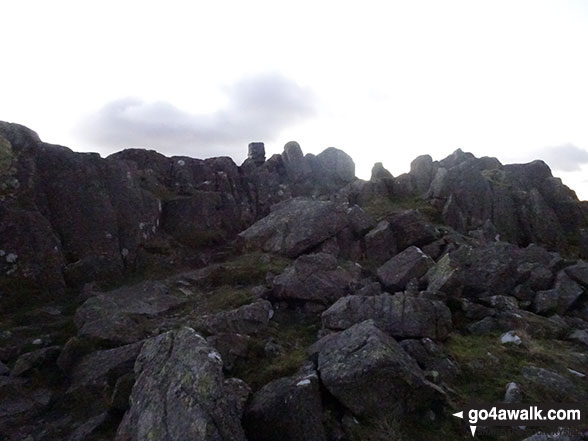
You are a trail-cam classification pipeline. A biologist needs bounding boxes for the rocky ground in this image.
[1,121,588,440]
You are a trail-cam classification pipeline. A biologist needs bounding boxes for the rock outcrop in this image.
[3,121,588,441]
[120,327,246,441]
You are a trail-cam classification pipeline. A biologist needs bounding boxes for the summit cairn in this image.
[248,142,266,165]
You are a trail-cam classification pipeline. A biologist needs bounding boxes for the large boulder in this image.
[272,253,356,305]
[321,292,452,340]
[243,368,326,441]
[122,327,246,441]
[317,320,445,417]
[238,198,349,258]
[314,147,356,186]
[376,246,434,291]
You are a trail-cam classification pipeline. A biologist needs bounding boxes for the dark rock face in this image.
[272,253,356,305]
[243,368,326,441]
[123,328,246,441]
[406,149,586,251]
[317,320,445,417]
[0,123,359,296]
[321,292,452,340]
[238,198,349,257]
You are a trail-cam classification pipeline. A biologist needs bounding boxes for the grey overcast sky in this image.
[2,0,588,198]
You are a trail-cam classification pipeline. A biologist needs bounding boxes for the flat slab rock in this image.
[238,197,349,258]
[74,280,189,345]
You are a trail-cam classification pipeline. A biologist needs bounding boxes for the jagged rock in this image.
[56,336,88,373]
[564,261,588,288]
[0,360,8,375]
[238,198,349,257]
[123,327,245,441]
[223,377,251,418]
[11,346,60,377]
[243,368,326,441]
[376,246,434,291]
[199,300,273,335]
[282,141,311,183]
[68,342,143,402]
[424,253,464,296]
[347,205,376,236]
[387,210,439,251]
[521,366,588,402]
[74,280,188,345]
[410,155,436,195]
[371,162,393,180]
[399,338,461,382]
[321,292,452,340]
[364,220,397,263]
[317,320,445,417]
[272,253,355,305]
[459,298,495,320]
[534,272,584,316]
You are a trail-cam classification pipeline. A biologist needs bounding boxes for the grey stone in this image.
[521,366,588,402]
[504,382,522,403]
[272,253,355,305]
[125,327,246,441]
[347,205,376,236]
[364,220,397,263]
[377,246,434,291]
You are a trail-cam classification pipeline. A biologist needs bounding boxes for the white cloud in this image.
[74,73,315,159]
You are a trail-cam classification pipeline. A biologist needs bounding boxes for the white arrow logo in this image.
[452,410,477,437]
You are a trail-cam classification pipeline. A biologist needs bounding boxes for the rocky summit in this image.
[1,121,588,441]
